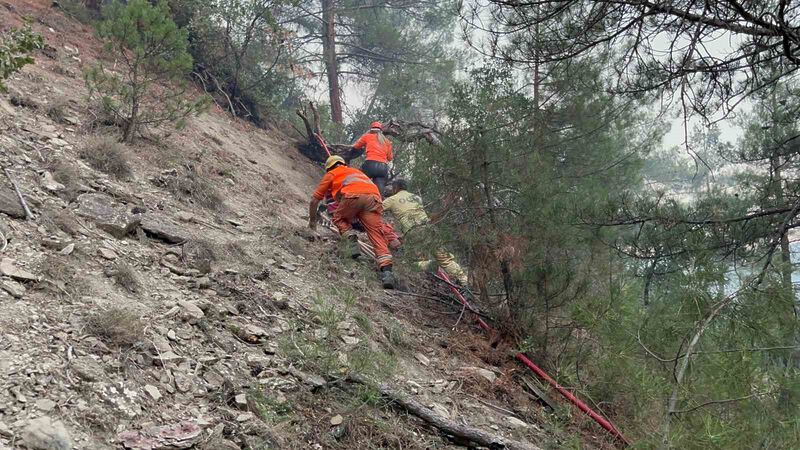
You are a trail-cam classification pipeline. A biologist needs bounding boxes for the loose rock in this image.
[0,279,26,298]
[234,393,248,409]
[462,366,497,383]
[76,194,140,239]
[505,416,529,429]
[0,258,39,282]
[70,356,105,382]
[35,399,57,412]
[177,301,204,323]
[41,172,65,193]
[151,335,173,354]
[0,188,27,218]
[340,335,359,346]
[140,215,189,244]
[117,421,201,450]
[97,248,117,260]
[144,385,162,401]
[21,416,72,450]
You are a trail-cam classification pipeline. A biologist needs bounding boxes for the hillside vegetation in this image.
[3,1,800,449]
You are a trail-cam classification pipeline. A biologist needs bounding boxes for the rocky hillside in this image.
[0,2,604,449]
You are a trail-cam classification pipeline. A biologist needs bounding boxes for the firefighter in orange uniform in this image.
[309,155,395,288]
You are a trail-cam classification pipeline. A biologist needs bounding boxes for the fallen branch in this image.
[671,390,774,414]
[294,103,444,164]
[348,375,539,450]
[3,167,33,220]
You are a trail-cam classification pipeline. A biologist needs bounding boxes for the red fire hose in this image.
[315,133,332,157]
[435,269,630,447]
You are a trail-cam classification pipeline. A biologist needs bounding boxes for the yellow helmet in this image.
[325,155,346,171]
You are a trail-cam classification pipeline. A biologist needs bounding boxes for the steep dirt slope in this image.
[0,2,607,449]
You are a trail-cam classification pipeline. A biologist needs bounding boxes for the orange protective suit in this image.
[313,166,392,268]
[353,132,393,163]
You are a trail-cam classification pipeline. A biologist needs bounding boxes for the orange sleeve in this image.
[353,134,367,150]
[312,172,334,200]
[386,140,393,161]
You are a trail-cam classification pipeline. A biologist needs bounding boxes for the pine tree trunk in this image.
[321,0,343,124]
[771,153,795,307]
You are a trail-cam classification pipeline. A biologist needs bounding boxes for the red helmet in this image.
[370,121,382,129]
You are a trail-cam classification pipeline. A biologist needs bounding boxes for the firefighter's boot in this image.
[348,234,361,259]
[380,266,396,289]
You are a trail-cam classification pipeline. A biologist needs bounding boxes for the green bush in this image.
[85,0,209,142]
[0,25,43,91]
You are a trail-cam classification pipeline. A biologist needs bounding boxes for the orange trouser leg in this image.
[333,195,393,268]
[332,197,359,237]
[360,210,392,268]
[348,195,393,268]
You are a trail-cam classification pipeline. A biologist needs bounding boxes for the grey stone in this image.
[144,385,161,401]
[76,194,140,239]
[97,248,117,260]
[152,351,184,366]
[41,172,65,193]
[234,393,247,409]
[0,188,26,219]
[35,399,57,412]
[0,420,11,437]
[414,353,430,366]
[505,416,529,429]
[340,335,359,346]
[463,366,497,383]
[21,416,72,450]
[0,258,39,282]
[178,301,204,323]
[151,335,172,354]
[174,374,196,394]
[288,367,326,388]
[117,421,201,450]
[0,279,26,298]
[140,215,189,244]
[175,212,195,223]
[50,138,70,147]
[71,356,104,382]
[59,243,75,255]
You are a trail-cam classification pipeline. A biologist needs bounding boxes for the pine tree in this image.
[85,0,209,142]
[289,1,458,124]
[0,25,43,92]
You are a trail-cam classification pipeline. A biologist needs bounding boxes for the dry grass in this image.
[46,97,70,124]
[85,307,145,348]
[40,209,83,236]
[291,388,434,450]
[9,92,38,109]
[46,159,84,202]
[111,262,139,293]
[80,136,133,180]
[38,254,90,297]
[182,240,217,274]
[152,165,224,211]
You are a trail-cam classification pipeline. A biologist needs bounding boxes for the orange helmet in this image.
[370,121,382,130]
